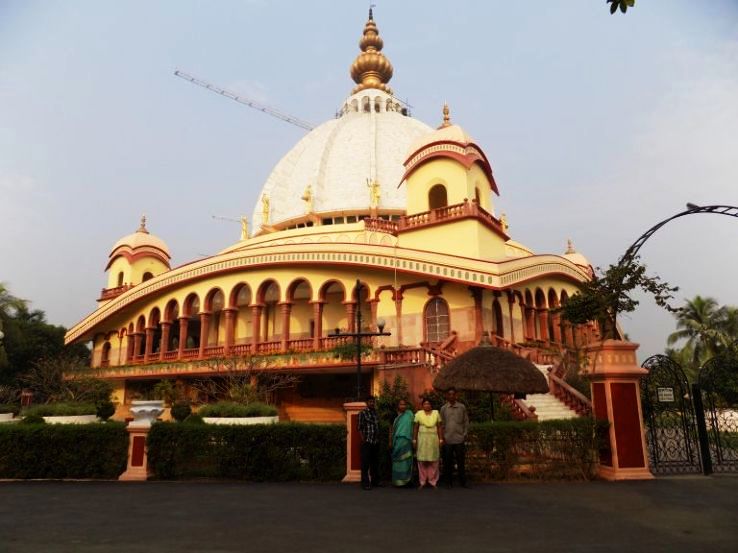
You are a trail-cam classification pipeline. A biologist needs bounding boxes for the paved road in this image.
[1,478,737,553]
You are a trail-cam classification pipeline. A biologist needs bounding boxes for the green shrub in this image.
[0,403,21,416]
[197,401,277,418]
[20,414,45,424]
[22,402,97,417]
[96,400,116,421]
[183,413,205,425]
[0,423,128,478]
[147,422,345,481]
[171,401,192,422]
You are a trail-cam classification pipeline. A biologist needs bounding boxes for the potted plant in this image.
[197,401,279,425]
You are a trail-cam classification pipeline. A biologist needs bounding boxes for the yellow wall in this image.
[106,256,169,289]
[399,219,506,260]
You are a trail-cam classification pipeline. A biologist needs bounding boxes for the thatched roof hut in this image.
[433,345,549,394]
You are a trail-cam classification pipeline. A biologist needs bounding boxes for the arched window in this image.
[428,184,448,210]
[117,272,124,287]
[474,187,481,204]
[424,298,450,343]
[142,272,153,282]
[101,342,111,366]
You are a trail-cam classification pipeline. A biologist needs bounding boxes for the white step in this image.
[525,392,577,421]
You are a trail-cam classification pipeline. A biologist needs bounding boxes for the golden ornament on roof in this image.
[350,8,393,94]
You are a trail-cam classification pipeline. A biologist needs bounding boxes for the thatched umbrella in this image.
[433,342,548,419]
[433,345,548,394]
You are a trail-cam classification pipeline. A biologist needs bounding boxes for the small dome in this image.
[563,239,592,272]
[407,124,474,158]
[106,216,171,270]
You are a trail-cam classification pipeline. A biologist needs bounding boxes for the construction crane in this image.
[175,70,315,131]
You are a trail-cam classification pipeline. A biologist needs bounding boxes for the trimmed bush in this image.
[96,400,116,421]
[197,401,277,418]
[22,402,97,417]
[0,403,21,416]
[20,414,45,424]
[171,401,192,422]
[147,422,345,481]
[0,422,128,478]
[183,413,205,425]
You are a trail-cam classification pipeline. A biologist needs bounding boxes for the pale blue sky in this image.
[1,0,737,356]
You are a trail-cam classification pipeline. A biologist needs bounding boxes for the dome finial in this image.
[566,238,576,254]
[349,8,393,94]
[439,102,451,129]
[137,214,149,234]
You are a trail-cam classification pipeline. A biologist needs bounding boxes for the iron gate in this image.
[697,354,738,473]
[641,355,701,475]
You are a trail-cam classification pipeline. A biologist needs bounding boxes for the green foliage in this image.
[152,379,178,404]
[147,422,346,481]
[197,401,277,418]
[468,418,609,480]
[331,342,372,361]
[20,357,111,404]
[560,256,677,339]
[20,414,45,424]
[376,375,412,423]
[0,403,20,415]
[0,422,128,478]
[96,400,116,421]
[171,401,192,422]
[607,0,635,14]
[22,402,97,417]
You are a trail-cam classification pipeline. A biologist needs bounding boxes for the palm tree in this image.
[0,282,27,323]
[667,296,723,371]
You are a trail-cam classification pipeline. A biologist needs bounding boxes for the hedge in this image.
[21,402,97,417]
[147,422,346,481]
[197,401,278,418]
[0,423,129,479]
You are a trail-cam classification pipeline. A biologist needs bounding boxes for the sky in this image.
[1,0,737,358]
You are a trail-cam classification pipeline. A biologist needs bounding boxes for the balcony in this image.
[98,284,133,301]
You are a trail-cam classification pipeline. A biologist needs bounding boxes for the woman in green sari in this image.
[390,399,414,487]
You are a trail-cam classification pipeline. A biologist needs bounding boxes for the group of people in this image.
[357,387,469,490]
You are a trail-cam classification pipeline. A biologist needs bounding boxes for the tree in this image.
[607,0,635,14]
[0,283,28,371]
[559,255,678,340]
[667,296,723,369]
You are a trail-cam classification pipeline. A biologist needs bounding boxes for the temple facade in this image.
[65,11,598,422]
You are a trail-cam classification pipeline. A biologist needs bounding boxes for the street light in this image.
[329,279,391,401]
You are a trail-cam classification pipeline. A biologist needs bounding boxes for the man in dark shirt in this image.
[440,387,469,488]
[358,396,380,490]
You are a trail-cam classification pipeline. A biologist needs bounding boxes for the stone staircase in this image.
[523,364,578,421]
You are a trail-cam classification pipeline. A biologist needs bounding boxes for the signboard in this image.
[657,387,675,403]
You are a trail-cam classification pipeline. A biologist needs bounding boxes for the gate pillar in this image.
[342,401,366,483]
[586,340,654,480]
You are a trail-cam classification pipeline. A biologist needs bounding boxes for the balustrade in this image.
[181,348,199,360]
[231,343,253,356]
[162,350,178,361]
[203,345,225,358]
[548,371,592,416]
[287,338,314,351]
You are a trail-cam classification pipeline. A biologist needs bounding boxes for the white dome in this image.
[252,89,432,229]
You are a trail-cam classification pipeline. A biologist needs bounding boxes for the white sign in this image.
[657,387,675,403]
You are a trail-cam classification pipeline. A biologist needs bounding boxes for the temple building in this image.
[65,11,598,422]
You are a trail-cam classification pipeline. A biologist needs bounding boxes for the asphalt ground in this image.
[1,477,737,553]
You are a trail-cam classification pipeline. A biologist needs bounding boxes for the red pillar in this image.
[223,308,237,356]
[506,292,516,344]
[198,312,211,358]
[524,307,535,340]
[279,302,291,352]
[177,317,188,359]
[345,302,356,333]
[551,313,562,344]
[538,309,550,343]
[312,301,323,350]
[250,305,262,348]
[586,340,653,480]
[159,322,171,361]
[395,293,403,346]
[133,333,143,360]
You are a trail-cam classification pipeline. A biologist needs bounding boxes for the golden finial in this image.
[500,212,509,232]
[438,102,451,129]
[349,8,393,94]
[566,239,576,254]
[137,214,149,234]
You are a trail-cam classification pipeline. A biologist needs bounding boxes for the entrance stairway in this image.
[522,364,579,421]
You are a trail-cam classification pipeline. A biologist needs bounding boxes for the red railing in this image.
[319,335,352,349]
[181,348,199,360]
[231,343,253,356]
[204,345,225,358]
[363,218,399,235]
[380,347,429,365]
[397,200,506,235]
[256,341,281,354]
[98,284,133,301]
[133,354,145,364]
[100,359,110,368]
[162,350,178,361]
[500,394,538,421]
[287,338,314,351]
[548,371,592,416]
[145,352,159,363]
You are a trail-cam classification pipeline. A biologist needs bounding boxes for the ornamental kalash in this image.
[65,11,600,423]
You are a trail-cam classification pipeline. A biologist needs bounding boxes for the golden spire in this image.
[439,102,451,128]
[137,215,149,234]
[350,8,393,94]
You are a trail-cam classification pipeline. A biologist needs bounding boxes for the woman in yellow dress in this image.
[412,397,444,489]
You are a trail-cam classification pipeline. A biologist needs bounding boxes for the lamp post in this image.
[329,279,391,401]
